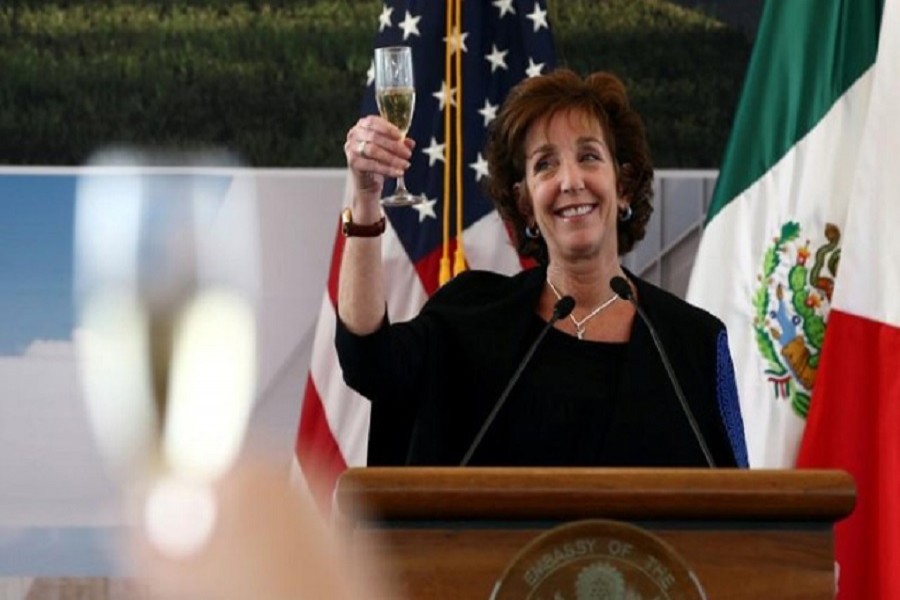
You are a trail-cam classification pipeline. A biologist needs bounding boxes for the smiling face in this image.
[518,109,626,266]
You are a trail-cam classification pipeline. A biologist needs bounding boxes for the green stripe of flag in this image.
[707,0,884,223]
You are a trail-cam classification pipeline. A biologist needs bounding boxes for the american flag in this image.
[295,0,556,504]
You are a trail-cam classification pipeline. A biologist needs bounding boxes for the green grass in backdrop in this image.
[0,0,750,167]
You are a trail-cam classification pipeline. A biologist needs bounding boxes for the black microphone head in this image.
[553,295,576,320]
[610,276,633,301]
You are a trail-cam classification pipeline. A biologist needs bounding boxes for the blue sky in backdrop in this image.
[0,172,235,356]
[0,175,76,355]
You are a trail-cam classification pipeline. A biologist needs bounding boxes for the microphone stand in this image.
[610,276,716,468]
[460,296,574,466]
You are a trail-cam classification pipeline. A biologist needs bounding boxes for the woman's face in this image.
[518,109,624,265]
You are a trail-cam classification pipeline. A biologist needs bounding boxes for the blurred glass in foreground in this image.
[74,148,260,554]
[73,149,394,599]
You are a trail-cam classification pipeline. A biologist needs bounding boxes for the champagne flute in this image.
[374,46,424,207]
[75,148,260,557]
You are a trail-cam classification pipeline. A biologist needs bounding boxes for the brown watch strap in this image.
[341,207,386,237]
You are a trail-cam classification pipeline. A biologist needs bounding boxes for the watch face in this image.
[492,520,706,600]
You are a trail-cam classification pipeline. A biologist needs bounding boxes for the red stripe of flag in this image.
[296,375,347,511]
[797,309,900,599]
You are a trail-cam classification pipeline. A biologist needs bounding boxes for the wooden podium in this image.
[334,468,855,599]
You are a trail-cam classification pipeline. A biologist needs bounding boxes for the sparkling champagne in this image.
[373,45,423,206]
[376,87,415,134]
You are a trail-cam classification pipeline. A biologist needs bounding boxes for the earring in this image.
[618,204,633,222]
[524,223,541,239]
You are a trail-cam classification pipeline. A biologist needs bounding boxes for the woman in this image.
[337,69,747,468]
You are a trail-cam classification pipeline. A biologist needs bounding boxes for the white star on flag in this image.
[398,10,421,39]
[378,5,393,32]
[433,80,457,110]
[444,27,469,55]
[493,0,516,18]
[485,44,509,73]
[421,137,446,166]
[525,57,545,78]
[366,61,374,86]
[469,152,489,182]
[478,98,498,127]
[527,4,549,32]
[412,197,438,222]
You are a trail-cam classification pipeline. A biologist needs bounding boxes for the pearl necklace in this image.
[547,279,619,340]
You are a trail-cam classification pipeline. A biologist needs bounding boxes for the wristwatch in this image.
[341,207,386,237]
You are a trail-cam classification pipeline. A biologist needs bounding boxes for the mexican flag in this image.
[687,0,883,468]
[690,0,900,596]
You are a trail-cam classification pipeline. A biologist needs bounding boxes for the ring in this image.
[356,139,368,158]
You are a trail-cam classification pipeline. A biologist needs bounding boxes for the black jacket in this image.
[336,266,747,468]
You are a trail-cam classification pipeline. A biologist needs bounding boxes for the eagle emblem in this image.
[753,222,841,417]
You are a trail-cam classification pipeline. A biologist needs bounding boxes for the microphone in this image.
[459,295,575,466]
[610,276,716,468]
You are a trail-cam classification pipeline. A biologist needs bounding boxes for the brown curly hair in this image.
[483,69,654,264]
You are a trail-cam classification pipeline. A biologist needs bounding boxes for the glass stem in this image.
[395,174,409,195]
